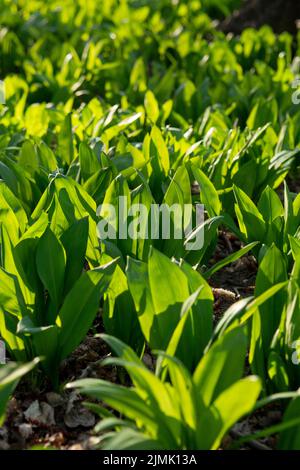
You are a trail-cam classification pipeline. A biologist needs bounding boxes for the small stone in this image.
[46,392,64,407]
[24,400,55,426]
[85,436,102,449]
[0,440,9,450]
[18,423,33,440]
[142,353,153,368]
[0,427,8,441]
[68,443,84,450]
[64,406,95,429]
[48,432,65,446]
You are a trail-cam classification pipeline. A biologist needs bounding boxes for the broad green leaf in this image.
[0,359,39,426]
[58,114,74,165]
[233,185,266,242]
[58,260,116,361]
[126,257,157,347]
[193,327,247,406]
[278,397,300,449]
[17,317,59,386]
[258,186,283,223]
[102,264,144,353]
[144,90,159,124]
[198,376,261,449]
[79,142,100,182]
[60,217,89,295]
[148,248,190,349]
[203,242,259,279]
[36,227,66,322]
[67,378,157,435]
[102,429,163,451]
[192,165,221,217]
[250,244,287,384]
[150,126,170,176]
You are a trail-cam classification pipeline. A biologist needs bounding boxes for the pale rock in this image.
[24,400,55,426]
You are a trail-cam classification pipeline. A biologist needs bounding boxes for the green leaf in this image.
[0,359,39,426]
[102,429,163,451]
[268,350,289,392]
[102,264,144,354]
[278,396,300,449]
[144,90,159,124]
[36,227,66,322]
[193,327,247,406]
[67,378,157,434]
[58,259,116,361]
[164,288,202,369]
[250,244,287,384]
[126,256,157,347]
[150,126,170,176]
[18,317,59,386]
[127,250,193,351]
[162,165,191,257]
[233,185,266,242]
[258,186,284,223]
[60,218,89,295]
[198,376,261,449]
[58,114,74,165]
[179,261,213,362]
[79,142,100,182]
[203,241,259,279]
[148,248,190,349]
[192,165,221,217]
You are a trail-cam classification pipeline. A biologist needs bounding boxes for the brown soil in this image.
[0,333,117,450]
[0,229,263,450]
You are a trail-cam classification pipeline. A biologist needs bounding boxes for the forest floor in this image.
[2,172,300,451]
[0,232,275,450]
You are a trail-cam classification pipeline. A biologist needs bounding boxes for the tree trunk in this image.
[220,0,300,34]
